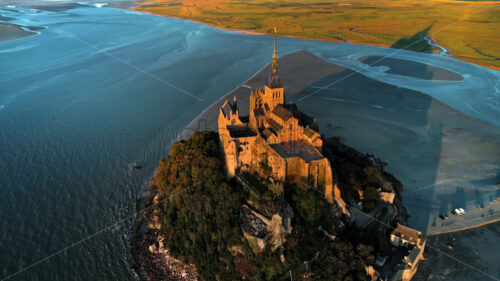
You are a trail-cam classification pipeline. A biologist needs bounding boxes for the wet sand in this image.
[0,15,14,21]
[181,50,500,236]
[358,55,464,81]
[26,3,85,12]
[0,23,35,42]
[0,8,19,13]
[414,221,500,281]
[180,50,343,139]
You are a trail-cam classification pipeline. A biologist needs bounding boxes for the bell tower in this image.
[265,27,285,109]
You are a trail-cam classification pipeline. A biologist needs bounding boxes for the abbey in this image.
[218,34,347,214]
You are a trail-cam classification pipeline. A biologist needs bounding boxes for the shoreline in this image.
[131,5,500,71]
[427,214,500,237]
[414,220,500,280]
[130,175,199,281]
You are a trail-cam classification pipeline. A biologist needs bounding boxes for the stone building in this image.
[390,224,426,281]
[218,33,347,215]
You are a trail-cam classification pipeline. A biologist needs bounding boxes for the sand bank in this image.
[0,15,14,21]
[0,23,35,42]
[180,50,343,140]
[26,3,85,12]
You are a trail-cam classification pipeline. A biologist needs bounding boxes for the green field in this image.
[135,0,500,69]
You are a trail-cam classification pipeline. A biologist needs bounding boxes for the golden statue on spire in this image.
[272,27,278,74]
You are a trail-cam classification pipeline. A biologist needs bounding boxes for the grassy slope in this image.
[135,0,500,69]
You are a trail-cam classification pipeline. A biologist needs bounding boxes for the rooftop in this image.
[303,127,316,138]
[261,128,275,140]
[227,125,257,138]
[392,224,422,244]
[270,141,323,162]
[267,119,283,132]
[406,247,420,265]
[272,104,293,121]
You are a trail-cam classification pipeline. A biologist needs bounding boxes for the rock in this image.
[149,244,157,253]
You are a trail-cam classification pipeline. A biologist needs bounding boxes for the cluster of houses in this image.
[370,224,426,281]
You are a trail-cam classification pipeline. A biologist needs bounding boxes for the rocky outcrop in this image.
[131,184,200,281]
[242,199,294,251]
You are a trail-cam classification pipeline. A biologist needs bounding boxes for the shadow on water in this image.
[357,55,464,81]
[474,186,485,208]
[391,23,434,53]
[291,60,443,233]
[452,185,467,210]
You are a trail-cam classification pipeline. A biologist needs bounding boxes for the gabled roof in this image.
[272,104,293,121]
[267,119,283,131]
[261,128,275,140]
[392,224,422,244]
[303,127,316,138]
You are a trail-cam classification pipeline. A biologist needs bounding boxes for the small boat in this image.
[131,163,142,170]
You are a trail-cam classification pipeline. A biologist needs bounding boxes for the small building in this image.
[380,191,395,204]
[390,224,424,248]
[390,224,426,281]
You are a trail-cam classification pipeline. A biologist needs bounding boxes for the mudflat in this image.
[0,23,35,42]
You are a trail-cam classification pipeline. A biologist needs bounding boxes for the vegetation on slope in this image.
[323,137,404,213]
[135,0,500,69]
[154,131,379,280]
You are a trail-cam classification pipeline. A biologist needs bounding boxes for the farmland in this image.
[135,0,500,68]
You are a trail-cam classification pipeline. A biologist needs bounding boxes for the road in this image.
[426,200,500,236]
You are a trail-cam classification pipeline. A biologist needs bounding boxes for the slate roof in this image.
[227,125,257,138]
[267,119,283,131]
[261,128,275,140]
[272,104,293,121]
[407,248,420,265]
[270,141,323,162]
[303,127,316,138]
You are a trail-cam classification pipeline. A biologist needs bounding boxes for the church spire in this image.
[267,27,282,89]
[272,27,278,74]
